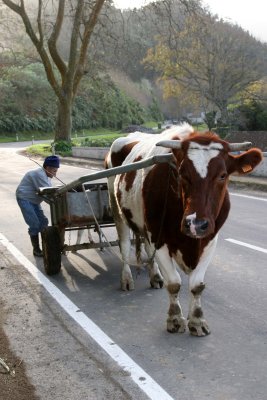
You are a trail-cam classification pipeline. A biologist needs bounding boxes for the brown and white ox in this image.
[105,123,262,336]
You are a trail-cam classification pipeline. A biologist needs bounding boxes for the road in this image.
[1,143,267,400]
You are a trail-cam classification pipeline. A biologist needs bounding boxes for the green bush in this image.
[231,101,267,131]
[80,133,126,147]
[52,140,73,156]
[0,113,55,133]
[0,62,151,135]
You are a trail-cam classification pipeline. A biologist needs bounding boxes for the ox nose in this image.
[184,218,209,237]
[197,219,209,232]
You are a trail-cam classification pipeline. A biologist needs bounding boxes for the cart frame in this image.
[38,153,173,275]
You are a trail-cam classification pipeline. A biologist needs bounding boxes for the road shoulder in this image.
[0,242,142,400]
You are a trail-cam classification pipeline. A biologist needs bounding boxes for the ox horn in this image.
[156,140,182,149]
[228,142,252,151]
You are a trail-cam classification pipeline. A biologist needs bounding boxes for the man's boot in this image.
[30,235,43,257]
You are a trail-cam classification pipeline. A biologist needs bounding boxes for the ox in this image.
[105,124,262,336]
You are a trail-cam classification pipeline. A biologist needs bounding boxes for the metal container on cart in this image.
[38,153,173,276]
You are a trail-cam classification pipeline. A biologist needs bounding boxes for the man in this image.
[16,155,60,257]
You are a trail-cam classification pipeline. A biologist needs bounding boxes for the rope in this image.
[82,185,145,268]
[81,161,176,269]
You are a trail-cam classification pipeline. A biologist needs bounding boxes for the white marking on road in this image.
[0,233,174,400]
[229,192,267,202]
[225,238,267,254]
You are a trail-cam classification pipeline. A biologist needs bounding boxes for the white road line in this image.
[225,238,267,254]
[0,232,174,400]
[230,192,267,202]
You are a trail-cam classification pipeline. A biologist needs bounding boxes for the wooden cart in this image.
[38,153,173,275]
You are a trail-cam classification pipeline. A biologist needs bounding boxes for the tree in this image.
[143,11,267,125]
[1,0,107,142]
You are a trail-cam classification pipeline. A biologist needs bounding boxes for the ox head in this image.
[156,135,263,239]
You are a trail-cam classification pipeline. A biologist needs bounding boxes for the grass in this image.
[0,128,125,143]
[0,131,54,143]
[26,143,54,158]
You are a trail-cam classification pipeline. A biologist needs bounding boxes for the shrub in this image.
[0,62,150,135]
[52,140,73,156]
[230,101,267,131]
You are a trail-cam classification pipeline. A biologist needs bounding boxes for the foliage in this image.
[52,140,74,156]
[0,113,55,133]
[80,133,126,147]
[2,0,109,141]
[74,74,147,131]
[0,63,150,134]
[231,101,267,131]
[204,111,217,130]
[147,97,164,122]
[143,12,267,125]
[0,63,56,133]
[1,0,267,132]
[26,144,53,158]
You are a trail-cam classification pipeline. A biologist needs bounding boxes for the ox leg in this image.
[156,246,186,333]
[144,240,164,289]
[71,229,83,253]
[109,192,134,291]
[118,223,134,291]
[188,236,218,337]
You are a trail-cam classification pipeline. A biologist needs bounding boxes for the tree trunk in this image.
[218,100,229,126]
[55,98,72,142]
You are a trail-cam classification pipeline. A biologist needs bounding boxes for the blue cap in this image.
[43,155,60,168]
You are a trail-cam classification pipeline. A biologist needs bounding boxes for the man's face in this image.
[45,166,58,178]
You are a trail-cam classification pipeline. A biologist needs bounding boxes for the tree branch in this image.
[73,0,106,95]
[47,0,67,77]
[2,0,62,99]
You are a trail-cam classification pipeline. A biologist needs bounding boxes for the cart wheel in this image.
[42,226,62,275]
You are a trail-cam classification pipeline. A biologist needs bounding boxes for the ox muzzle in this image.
[182,213,210,238]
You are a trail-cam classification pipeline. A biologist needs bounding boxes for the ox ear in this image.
[227,148,263,175]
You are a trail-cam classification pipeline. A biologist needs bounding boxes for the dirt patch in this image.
[0,301,38,400]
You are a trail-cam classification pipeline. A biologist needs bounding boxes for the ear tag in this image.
[242,164,252,173]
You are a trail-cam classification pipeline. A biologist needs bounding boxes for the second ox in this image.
[105,123,262,336]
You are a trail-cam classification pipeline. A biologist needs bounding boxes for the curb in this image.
[229,179,267,192]
[61,156,104,169]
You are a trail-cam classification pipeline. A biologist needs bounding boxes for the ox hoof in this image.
[188,320,210,337]
[121,280,135,291]
[167,316,186,333]
[150,274,164,289]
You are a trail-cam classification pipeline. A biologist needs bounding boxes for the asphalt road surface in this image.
[1,143,267,400]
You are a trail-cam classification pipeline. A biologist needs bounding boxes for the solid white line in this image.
[0,233,174,400]
[225,238,267,254]
[229,192,267,202]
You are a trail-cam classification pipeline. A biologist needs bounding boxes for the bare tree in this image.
[1,0,107,141]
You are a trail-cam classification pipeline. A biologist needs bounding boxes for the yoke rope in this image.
[82,185,145,268]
